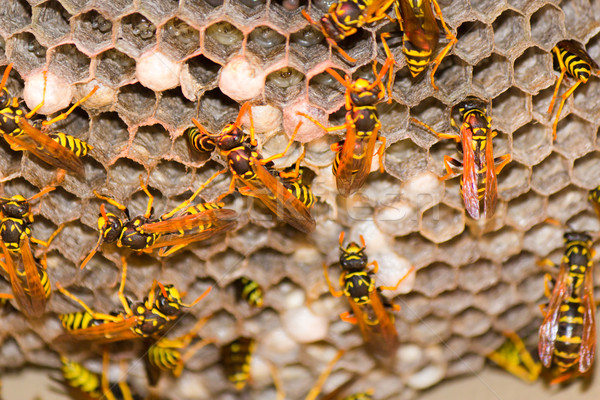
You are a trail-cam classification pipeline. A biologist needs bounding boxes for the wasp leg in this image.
[340,311,357,324]
[494,154,511,174]
[261,121,303,164]
[551,80,581,141]
[30,223,64,249]
[297,112,348,133]
[55,282,122,322]
[429,0,458,91]
[440,155,460,181]
[305,349,345,400]
[410,117,460,141]
[323,263,344,297]
[41,86,99,127]
[378,266,415,291]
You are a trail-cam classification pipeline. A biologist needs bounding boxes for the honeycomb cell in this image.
[530,4,565,50]
[452,308,491,337]
[472,53,512,99]
[479,227,523,263]
[139,0,178,23]
[413,262,456,297]
[531,152,570,195]
[572,151,600,188]
[522,221,563,257]
[497,161,530,201]
[150,161,195,198]
[457,258,500,293]
[71,10,113,55]
[495,304,534,334]
[572,75,600,121]
[116,83,157,126]
[31,1,71,45]
[506,191,546,231]
[512,122,551,166]
[501,250,538,283]
[420,203,464,243]
[0,0,31,36]
[87,112,130,165]
[375,200,418,237]
[492,87,530,134]
[6,32,46,73]
[39,186,81,225]
[384,139,428,182]
[229,0,268,21]
[432,55,471,104]
[48,44,91,84]
[562,0,598,41]
[517,272,545,303]
[409,97,448,145]
[116,13,157,58]
[204,21,244,64]
[289,26,328,71]
[475,282,515,315]
[159,18,200,61]
[547,186,590,223]
[453,21,493,66]
[265,67,306,106]
[128,124,171,168]
[95,49,135,87]
[307,69,344,112]
[155,89,196,131]
[186,54,221,90]
[180,0,224,27]
[554,114,594,159]
[513,47,554,95]
[492,10,530,58]
[378,100,409,139]
[393,233,437,268]
[508,0,546,13]
[430,290,473,317]
[411,315,451,345]
[247,26,286,67]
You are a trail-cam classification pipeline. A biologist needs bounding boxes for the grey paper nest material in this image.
[1,0,600,399]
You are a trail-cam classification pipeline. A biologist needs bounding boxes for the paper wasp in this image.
[298,55,394,196]
[56,256,212,343]
[221,336,255,390]
[412,97,510,219]
[538,231,596,384]
[589,185,600,219]
[145,316,213,385]
[235,277,264,308]
[487,332,542,383]
[186,102,316,233]
[301,0,396,62]
[324,232,413,358]
[0,64,96,177]
[0,186,63,318]
[79,175,237,269]
[548,40,598,141]
[272,149,317,209]
[395,0,457,90]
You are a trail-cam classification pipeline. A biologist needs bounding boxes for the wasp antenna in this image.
[0,63,13,92]
[186,286,212,307]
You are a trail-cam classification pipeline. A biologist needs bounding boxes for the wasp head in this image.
[339,241,368,272]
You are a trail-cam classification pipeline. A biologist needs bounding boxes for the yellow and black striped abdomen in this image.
[554,299,585,369]
[221,337,255,390]
[555,45,593,83]
[148,342,182,372]
[59,357,102,398]
[59,311,106,331]
[47,132,92,157]
[402,38,433,78]
[284,182,315,208]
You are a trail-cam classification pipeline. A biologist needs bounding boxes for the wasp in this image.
[0,64,96,177]
[145,316,213,385]
[412,97,511,219]
[548,40,598,142]
[298,56,394,197]
[301,0,397,62]
[487,332,542,383]
[538,231,596,384]
[221,337,255,390]
[235,277,264,308]
[187,102,316,233]
[0,186,63,318]
[324,232,413,358]
[394,0,457,90]
[56,256,212,343]
[589,185,600,220]
[271,149,317,209]
[79,175,236,269]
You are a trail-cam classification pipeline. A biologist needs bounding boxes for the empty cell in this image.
[116,13,157,58]
[492,10,530,58]
[573,151,600,188]
[452,308,491,337]
[392,67,434,107]
[307,69,344,112]
[197,88,240,128]
[531,152,570,195]
[88,112,130,165]
[6,33,46,73]
[501,251,538,283]
[116,83,156,125]
[513,47,554,95]
[31,1,71,44]
[187,54,221,87]
[72,10,113,55]
[105,158,148,199]
[512,122,552,166]
[497,161,531,201]
[506,190,546,230]
[48,44,91,83]
[492,87,531,134]
[472,53,512,99]
[378,100,409,138]
[522,222,563,257]
[573,75,600,120]
[479,227,523,262]
[430,290,473,316]
[454,21,493,66]
[420,203,464,244]
[150,161,194,197]
[431,55,470,103]
[393,233,437,269]
[411,315,451,345]
[562,0,597,41]
[470,0,506,22]
[547,185,590,222]
[413,262,456,298]
[159,18,200,61]
[457,258,499,293]
[495,304,534,333]
[475,282,515,315]
[384,139,428,182]
[155,89,196,130]
[139,0,178,23]
[39,185,81,225]
[129,124,171,167]
[554,114,594,159]
[530,4,565,50]
[0,0,31,36]
[95,49,136,87]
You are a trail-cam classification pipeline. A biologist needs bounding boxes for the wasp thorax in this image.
[2,199,29,218]
[98,214,123,243]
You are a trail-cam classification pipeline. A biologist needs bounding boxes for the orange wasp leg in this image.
[93,191,128,212]
[40,86,99,127]
[55,282,123,322]
[494,154,511,174]
[30,223,64,249]
[323,263,344,298]
[260,121,303,164]
[551,81,581,141]
[304,349,345,400]
[266,360,286,400]
[410,117,460,141]
[235,101,256,146]
[547,50,567,116]
[340,311,357,324]
[439,155,460,181]
[378,265,415,292]
[429,0,458,91]
[136,174,154,219]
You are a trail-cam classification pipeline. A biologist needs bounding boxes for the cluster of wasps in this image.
[0,0,598,398]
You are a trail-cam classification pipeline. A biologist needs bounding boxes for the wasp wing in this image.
[140,208,237,234]
[399,0,440,52]
[20,238,47,317]
[0,241,34,317]
[459,124,480,219]
[335,122,379,197]
[578,261,596,372]
[9,119,85,177]
[149,220,237,252]
[54,317,139,343]
[558,40,599,70]
[538,262,571,368]
[483,129,498,219]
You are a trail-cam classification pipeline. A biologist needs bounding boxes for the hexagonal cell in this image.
[501,250,537,283]
[88,112,130,165]
[6,32,46,73]
[31,1,71,45]
[48,44,91,83]
[573,151,600,188]
[512,121,551,166]
[457,258,500,293]
[409,97,449,143]
[453,20,493,66]
[71,10,113,55]
[331,30,375,68]
[513,47,554,95]
[155,88,196,130]
[469,0,505,22]
[547,186,590,222]
[186,54,221,90]
[203,21,244,64]
[479,227,523,263]
[430,290,473,317]
[507,0,545,14]
[453,308,491,337]
[522,222,563,257]
[497,161,530,201]
[413,262,456,297]
[393,233,436,268]
[139,0,178,23]
[411,314,452,345]
[517,273,545,303]
[554,114,594,159]
[265,67,306,107]
[116,83,157,126]
[562,0,598,41]
[247,26,286,67]
[505,190,546,230]
[572,74,600,122]
[378,100,409,138]
[197,88,240,128]
[0,0,31,36]
[492,10,530,58]
[384,139,428,182]
[104,158,148,199]
[149,161,194,198]
[420,203,464,243]
[128,124,171,167]
[228,0,268,22]
[472,53,512,99]
[159,18,200,61]
[95,49,136,87]
[432,55,471,104]
[116,13,157,58]
[531,152,570,195]
[289,25,328,72]
[495,304,535,333]
[180,0,224,27]
[530,4,565,50]
[493,87,531,134]
[475,282,516,315]
[307,70,344,112]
